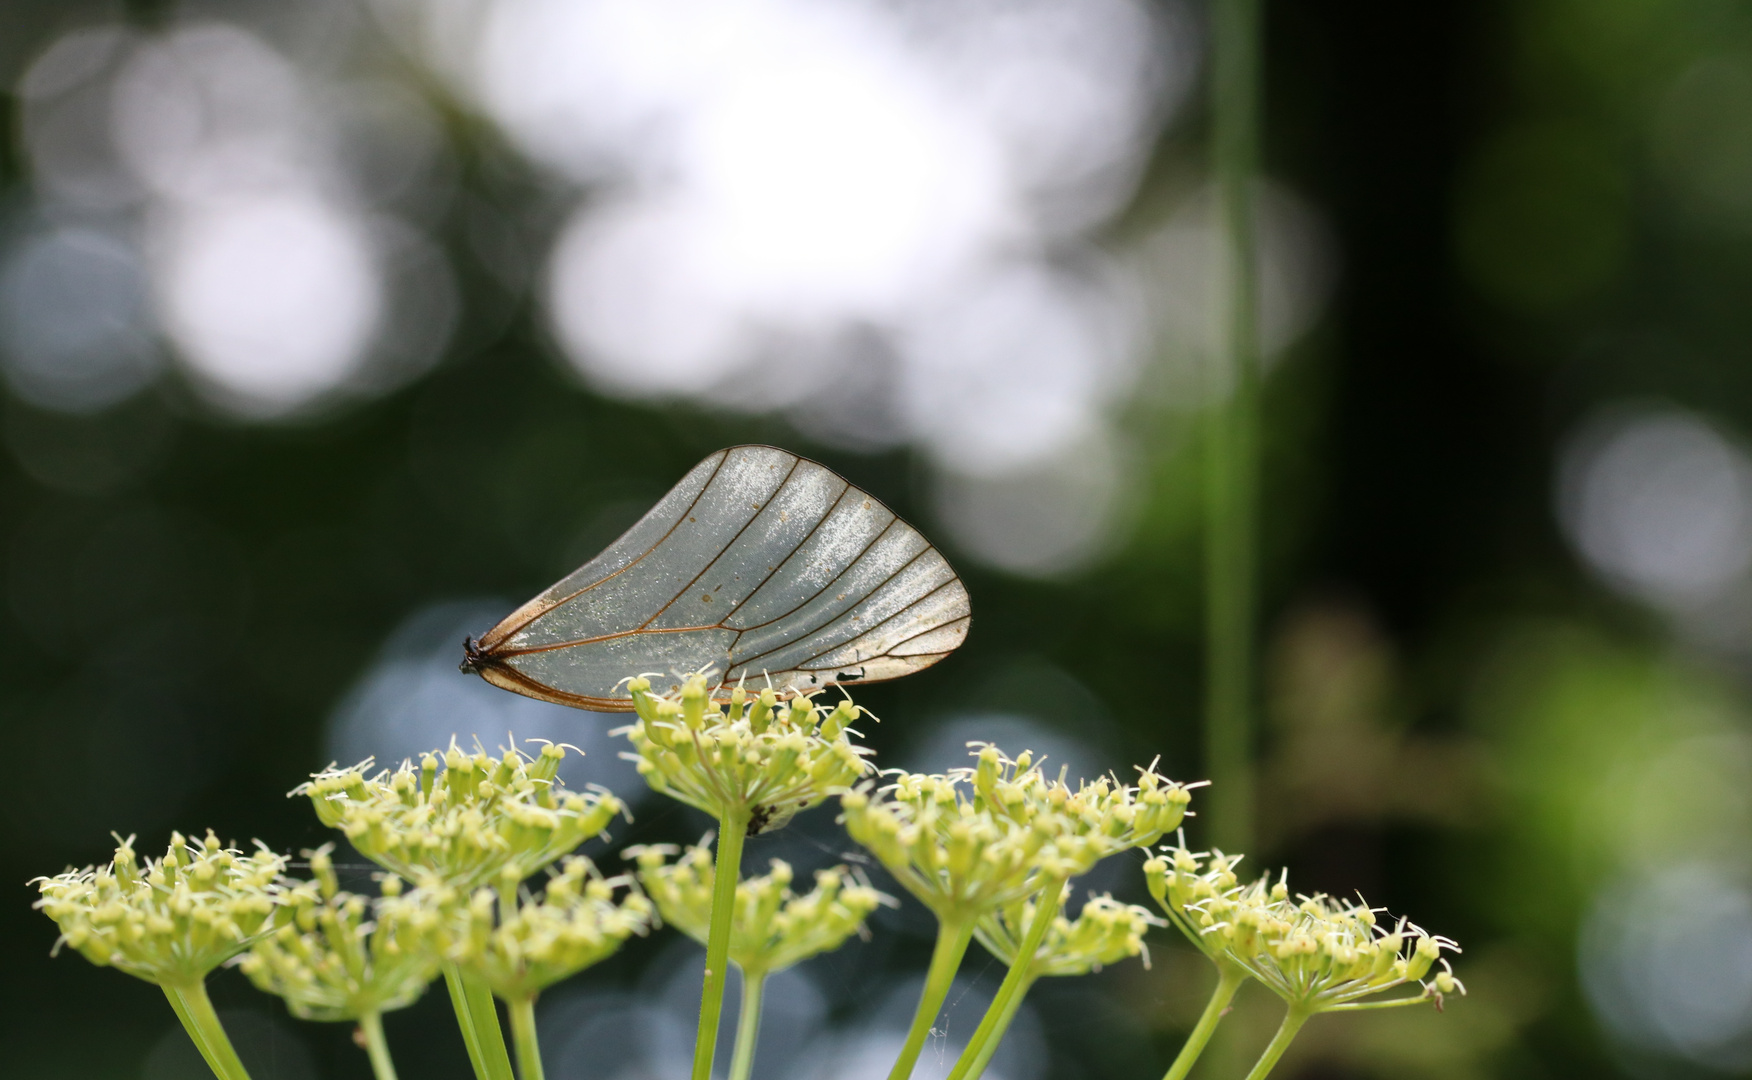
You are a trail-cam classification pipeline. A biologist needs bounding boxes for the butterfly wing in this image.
[466,445,971,710]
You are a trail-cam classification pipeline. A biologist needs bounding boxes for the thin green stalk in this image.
[359,1011,399,1080]
[886,917,977,1080]
[960,974,1032,1080]
[1160,963,1246,1080]
[163,983,225,1079]
[509,995,545,1080]
[164,980,252,1080]
[444,964,489,1079]
[464,970,517,1080]
[1326,995,1430,1012]
[1203,0,1262,855]
[1241,1007,1310,1080]
[692,812,751,1080]
[728,969,766,1080]
[444,962,517,1080]
[944,878,1066,1080]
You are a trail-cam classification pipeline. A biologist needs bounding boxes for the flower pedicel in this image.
[632,842,888,1080]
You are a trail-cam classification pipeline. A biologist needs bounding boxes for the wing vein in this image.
[721,473,853,624]
[728,544,944,672]
[799,607,969,669]
[637,453,804,631]
[488,451,730,646]
[729,516,905,635]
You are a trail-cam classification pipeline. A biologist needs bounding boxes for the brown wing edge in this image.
[464,443,973,709]
[474,659,639,712]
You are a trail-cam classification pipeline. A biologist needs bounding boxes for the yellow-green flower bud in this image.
[1146,847,1461,1016]
[239,845,438,1022]
[292,739,621,892]
[629,843,887,976]
[436,857,653,1001]
[850,745,1193,927]
[974,893,1162,979]
[615,670,874,832]
[34,832,286,987]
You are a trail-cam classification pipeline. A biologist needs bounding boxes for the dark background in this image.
[7,0,1752,1077]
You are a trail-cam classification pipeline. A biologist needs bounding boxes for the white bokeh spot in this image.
[1559,405,1752,609]
[152,193,382,416]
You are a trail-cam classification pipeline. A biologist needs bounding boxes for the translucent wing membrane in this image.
[464,445,971,710]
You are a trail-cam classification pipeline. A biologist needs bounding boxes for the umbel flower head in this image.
[1240,891,1462,1012]
[1143,841,1263,963]
[841,770,1047,920]
[294,740,621,890]
[974,892,1162,979]
[1144,843,1464,1012]
[33,831,284,986]
[237,846,439,1022]
[619,673,873,830]
[411,857,654,1001]
[841,747,1193,921]
[628,841,888,976]
[969,745,1193,875]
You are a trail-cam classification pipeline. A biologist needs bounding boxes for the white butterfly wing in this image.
[467,445,971,709]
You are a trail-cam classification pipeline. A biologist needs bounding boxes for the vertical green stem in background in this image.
[1241,1007,1310,1080]
[728,969,766,1080]
[444,962,517,1080]
[1203,0,1263,854]
[960,975,1033,1080]
[693,813,751,1080]
[1160,963,1246,1080]
[886,917,976,1080]
[509,996,545,1080]
[163,981,253,1080]
[944,878,1065,1080]
[358,1011,399,1080]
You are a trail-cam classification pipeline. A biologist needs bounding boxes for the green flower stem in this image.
[164,980,252,1080]
[1203,0,1262,854]
[359,1012,399,1080]
[1241,1007,1310,1080]
[886,916,977,1080]
[692,811,751,1080]
[944,877,1066,1080]
[464,969,518,1080]
[1326,995,1429,1012]
[443,963,488,1080]
[162,983,224,1080]
[960,974,1033,1080]
[444,962,517,1080]
[1161,962,1246,1080]
[728,970,766,1080]
[509,995,545,1080]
